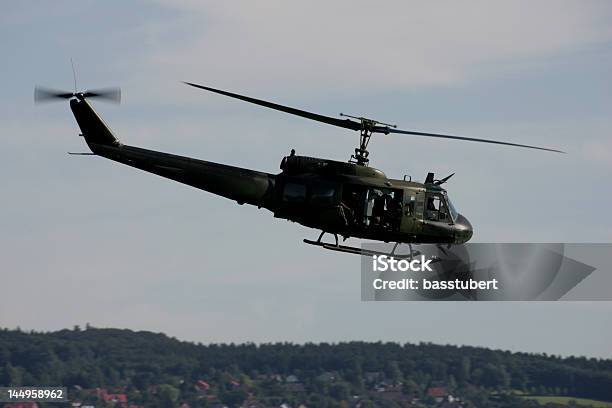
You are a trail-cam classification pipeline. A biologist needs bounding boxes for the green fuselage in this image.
[70,98,472,245]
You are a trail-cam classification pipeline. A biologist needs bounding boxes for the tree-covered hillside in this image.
[0,327,611,407]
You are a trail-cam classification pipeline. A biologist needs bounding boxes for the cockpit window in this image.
[426,193,456,223]
[445,193,459,222]
[425,196,442,221]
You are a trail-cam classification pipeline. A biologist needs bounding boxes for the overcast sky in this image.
[1,1,611,358]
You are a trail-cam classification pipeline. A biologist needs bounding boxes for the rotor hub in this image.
[341,113,396,166]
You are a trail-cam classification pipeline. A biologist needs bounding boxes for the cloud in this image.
[2,1,612,358]
[146,0,612,91]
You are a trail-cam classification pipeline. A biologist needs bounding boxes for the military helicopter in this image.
[35,81,563,257]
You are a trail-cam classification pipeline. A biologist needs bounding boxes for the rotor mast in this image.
[340,113,396,166]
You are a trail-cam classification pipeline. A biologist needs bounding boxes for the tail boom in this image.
[70,98,275,210]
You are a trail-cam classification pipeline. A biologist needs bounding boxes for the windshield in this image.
[445,192,459,222]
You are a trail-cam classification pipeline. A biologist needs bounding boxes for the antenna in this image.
[70,58,77,93]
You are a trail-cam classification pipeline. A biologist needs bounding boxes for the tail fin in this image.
[70,98,120,149]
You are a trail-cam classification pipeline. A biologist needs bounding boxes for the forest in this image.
[0,326,611,407]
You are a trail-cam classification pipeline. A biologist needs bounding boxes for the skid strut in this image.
[303,231,418,259]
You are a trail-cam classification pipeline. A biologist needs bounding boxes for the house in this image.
[378,390,410,402]
[426,386,450,403]
[317,372,336,383]
[97,388,128,407]
[285,374,300,383]
[374,380,396,392]
[195,380,210,392]
[283,374,304,392]
[270,374,283,382]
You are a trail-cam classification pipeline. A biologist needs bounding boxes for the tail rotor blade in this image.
[34,86,121,104]
[83,87,121,103]
[34,86,74,103]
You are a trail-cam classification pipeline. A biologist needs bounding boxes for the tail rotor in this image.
[34,86,121,104]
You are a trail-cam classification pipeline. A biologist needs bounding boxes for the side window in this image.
[405,195,416,216]
[283,182,306,202]
[311,185,336,205]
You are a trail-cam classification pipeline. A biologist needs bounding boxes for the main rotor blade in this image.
[183,81,564,153]
[183,81,361,131]
[387,128,565,153]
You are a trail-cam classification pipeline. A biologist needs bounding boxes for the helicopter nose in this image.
[454,213,473,244]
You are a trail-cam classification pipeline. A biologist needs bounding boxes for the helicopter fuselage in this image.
[70,98,473,247]
[275,155,473,244]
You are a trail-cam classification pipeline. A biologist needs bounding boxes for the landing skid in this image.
[303,231,420,259]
